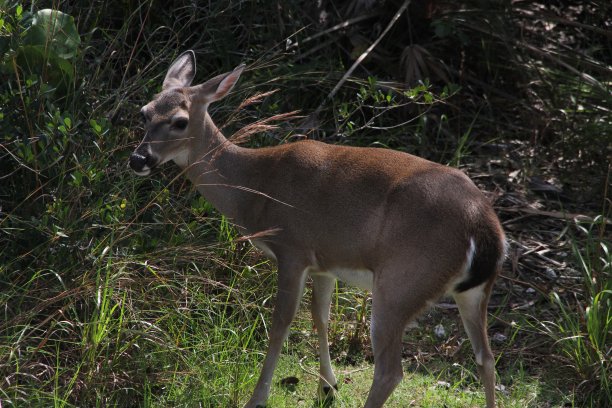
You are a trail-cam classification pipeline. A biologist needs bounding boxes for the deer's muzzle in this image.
[129,151,157,175]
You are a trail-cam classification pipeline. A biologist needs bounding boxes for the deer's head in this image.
[129,50,244,175]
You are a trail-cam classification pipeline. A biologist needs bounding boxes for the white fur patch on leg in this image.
[448,237,477,295]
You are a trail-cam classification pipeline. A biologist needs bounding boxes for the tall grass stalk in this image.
[542,217,611,406]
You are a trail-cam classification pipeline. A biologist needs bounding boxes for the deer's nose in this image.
[129,152,150,172]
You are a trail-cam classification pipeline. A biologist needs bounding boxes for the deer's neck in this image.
[179,112,251,223]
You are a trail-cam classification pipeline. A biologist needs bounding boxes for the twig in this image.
[514,8,612,38]
[511,239,565,268]
[301,0,412,133]
[288,11,382,50]
[325,0,411,105]
[498,206,611,225]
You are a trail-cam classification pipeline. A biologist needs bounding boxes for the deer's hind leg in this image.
[453,281,496,408]
[363,268,437,408]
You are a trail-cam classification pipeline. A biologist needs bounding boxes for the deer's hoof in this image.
[322,384,338,395]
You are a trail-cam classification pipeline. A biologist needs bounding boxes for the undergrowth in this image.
[540,216,611,406]
[1,0,610,407]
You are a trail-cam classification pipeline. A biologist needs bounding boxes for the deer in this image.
[129,50,505,408]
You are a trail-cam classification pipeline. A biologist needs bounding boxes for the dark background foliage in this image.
[1,0,610,406]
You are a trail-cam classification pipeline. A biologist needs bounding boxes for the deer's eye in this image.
[140,110,148,123]
[172,118,189,130]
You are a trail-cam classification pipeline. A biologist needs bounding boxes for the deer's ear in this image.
[163,50,196,90]
[190,64,245,103]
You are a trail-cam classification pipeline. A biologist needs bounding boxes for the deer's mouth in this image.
[133,167,151,176]
[129,151,158,176]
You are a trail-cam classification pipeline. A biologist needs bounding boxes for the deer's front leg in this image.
[245,260,308,408]
[311,274,338,400]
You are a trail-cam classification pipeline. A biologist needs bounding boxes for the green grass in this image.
[75,286,576,408]
[538,216,611,406]
[0,233,604,407]
[3,237,592,407]
[1,0,610,407]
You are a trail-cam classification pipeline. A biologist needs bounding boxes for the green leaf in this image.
[16,45,74,86]
[434,22,452,39]
[23,9,80,59]
[90,119,102,134]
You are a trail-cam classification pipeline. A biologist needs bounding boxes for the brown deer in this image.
[129,50,505,408]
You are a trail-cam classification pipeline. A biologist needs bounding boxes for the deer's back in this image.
[234,140,496,269]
